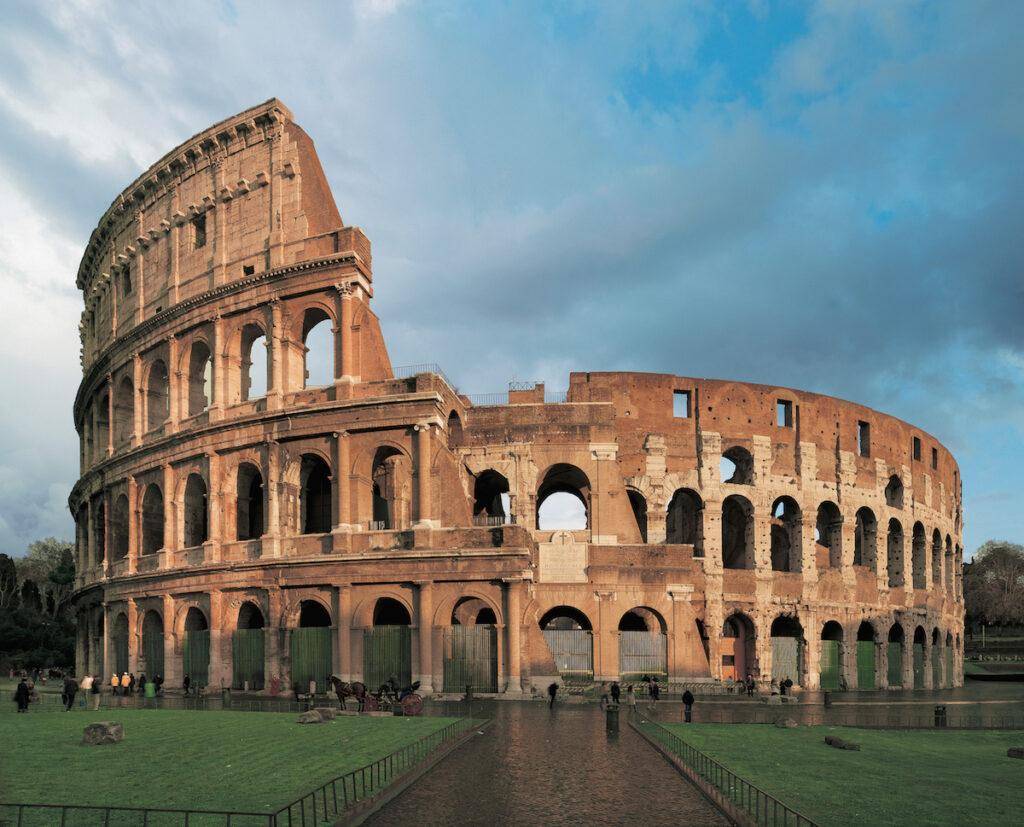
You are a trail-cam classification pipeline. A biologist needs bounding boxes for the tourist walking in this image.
[626,684,638,712]
[80,673,93,707]
[91,675,101,710]
[682,689,695,723]
[137,673,147,695]
[63,675,78,711]
[610,681,620,705]
[649,677,660,702]
[547,682,558,709]
[599,682,610,709]
[745,674,755,697]
[183,674,192,696]
[111,673,120,696]
[120,672,130,695]
[128,673,136,694]
[14,677,31,712]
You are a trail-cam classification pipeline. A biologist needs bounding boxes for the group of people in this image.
[108,671,167,697]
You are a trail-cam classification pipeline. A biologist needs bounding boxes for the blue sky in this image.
[0,1,1021,556]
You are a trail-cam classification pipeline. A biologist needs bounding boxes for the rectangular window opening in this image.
[192,214,207,249]
[931,447,938,470]
[673,390,691,419]
[857,421,871,457]
[776,399,793,428]
[243,264,255,276]
[912,436,922,461]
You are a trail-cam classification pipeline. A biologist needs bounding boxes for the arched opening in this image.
[720,446,754,485]
[302,309,334,388]
[365,598,412,691]
[770,497,802,572]
[472,470,510,524]
[666,489,703,552]
[819,620,845,691]
[944,535,954,592]
[291,600,332,693]
[96,392,110,458]
[885,475,904,509]
[722,613,756,683]
[944,631,954,689]
[618,607,667,679]
[770,615,804,686]
[94,501,105,565]
[182,473,209,548]
[815,501,843,570]
[931,627,943,688]
[913,626,927,689]
[540,606,593,681]
[111,494,129,561]
[444,597,498,692]
[856,621,877,690]
[371,447,410,530]
[241,324,268,401]
[536,464,590,530]
[887,519,904,588]
[112,613,129,676]
[182,607,210,689]
[187,341,213,416]
[854,507,877,570]
[236,463,265,540]
[141,610,164,679]
[233,601,265,690]
[146,360,169,431]
[300,455,332,534]
[113,377,134,447]
[887,623,905,687]
[447,411,463,450]
[141,484,164,555]
[931,529,943,586]
[911,522,927,589]
[722,495,754,570]
[627,488,648,543]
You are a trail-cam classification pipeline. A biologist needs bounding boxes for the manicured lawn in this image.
[0,709,459,817]
[659,722,1023,826]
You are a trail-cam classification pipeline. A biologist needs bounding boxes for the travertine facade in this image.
[70,100,964,694]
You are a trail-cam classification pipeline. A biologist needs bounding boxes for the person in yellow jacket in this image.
[120,672,130,695]
[110,673,119,696]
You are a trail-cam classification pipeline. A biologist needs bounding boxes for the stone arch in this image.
[299,306,335,388]
[297,599,333,628]
[770,496,802,572]
[300,453,332,534]
[182,473,208,548]
[931,529,943,586]
[854,507,877,570]
[944,535,954,591]
[141,483,164,555]
[626,487,648,543]
[911,522,927,589]
[820,619,845,690]
[435,592,503,627]
[239,322,268,402]
[618,606,667,632]
[770,614,804,686]
[539,605,593,631]
[236,462,265,540]
[93,500,106,564]
[186,340,213,416]
[666,488,703,549]
[887,621,906,687]
[885,475,904,509]
[721,445,754,485]
[373,597,412,626]
[472,469,510,519]
[371,445,412,530]
[237,601,265,629]
[721,612,757,682]
[141,609,164,677]
[145,359,170,430]
[619,606,667,679]
[181,605,209,636]
[112,611,129,675]
[447,410,463,449]
[113,375,134,447]
[536,463,590,530]
[95,390,110,457]
[887,518,904,587]
[352,590,415,629]
[722,494,754,570]
[111,493,129,560]
[815,501,843,570]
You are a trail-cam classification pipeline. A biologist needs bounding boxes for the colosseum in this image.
[70,99,965,697]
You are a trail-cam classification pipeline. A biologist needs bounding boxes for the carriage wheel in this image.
[363,695,379,713]
[400,693,423,717]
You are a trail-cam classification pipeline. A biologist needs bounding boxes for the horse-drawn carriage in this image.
[330,676,424,716]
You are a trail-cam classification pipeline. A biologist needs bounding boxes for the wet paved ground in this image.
[368,701,728,826]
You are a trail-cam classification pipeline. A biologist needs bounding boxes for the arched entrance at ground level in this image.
[721,614,756,683]
[540,606,593,681]
[182,607,210,688]
[913,626,927,689]
[819,621,844,691]
[618,607,667,680]
[856,622,877,690]
[443,597,498,693]
[112,613,129,676]
[233,602,265,690]
[291,600,333,693]
[770,616,803,685]
[364,598,412,692]
[141,610,164,678]
[932,628,943,688]
[887,624,905,687]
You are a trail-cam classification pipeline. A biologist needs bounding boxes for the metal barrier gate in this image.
[443,626,498,692]
[542,629,593,680]
[856,641,876,690]
[183,629,210,688]
[232,628,265,690]
[291,627,333,692]
[363,626,412,691]
[619,631,667,679]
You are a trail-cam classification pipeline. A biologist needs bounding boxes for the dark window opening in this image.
[857,421,870,457]
[776,399,793,428]
[192,214,207,249]
[243,264,255,276]
[301,455,332,534]
[912,436,921,461]
[673,390,691,419]
[627,489,648,543]
[931,447,938,470]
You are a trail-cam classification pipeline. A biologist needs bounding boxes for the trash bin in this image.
[934,705,947,727]
[144,681,156,699]
[823,691,832,707]
[222,687,231,708]
[606,702,620,733]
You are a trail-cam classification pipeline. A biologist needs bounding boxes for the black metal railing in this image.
[635,714,818,827]
[471,514,517,527]
[2,718,475,826]
[392,363,458,391]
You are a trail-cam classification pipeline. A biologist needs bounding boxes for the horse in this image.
[329,676,367,710]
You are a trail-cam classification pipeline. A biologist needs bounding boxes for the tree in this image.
[963,541,1024,626]
[0,553,17,609]
[17,538,75,619]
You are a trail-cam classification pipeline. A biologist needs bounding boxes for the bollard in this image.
[606,702,620,733]
[934,705,947,728]
[823,691,832,708]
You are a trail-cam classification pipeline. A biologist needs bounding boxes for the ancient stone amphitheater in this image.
[70,99,964,696]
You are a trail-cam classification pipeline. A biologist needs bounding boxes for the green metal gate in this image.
[232,629,265,690]
[142,623,164,678]
[887,642,903,687]
[913,643,925,689]
[363,626,412,691]
[542,629,594,680]
[856,641,876,690]
[819,640,841,690]
[771,637,801,684]
[945,646,954,687]
[932,649,942,688]
[113,627,129,675]
[183,630,210,688]
[443,626,497,692]
[290,627,333,692]
[619,631,667,679]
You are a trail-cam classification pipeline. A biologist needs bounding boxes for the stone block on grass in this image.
[313,707,338,720]
[775,718,799,728]
[1007,747,1024,759]
[297,710,327,724]
[82,722,124,745]
[824,735,860,751]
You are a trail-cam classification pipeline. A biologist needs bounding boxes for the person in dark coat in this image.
[183,674,191,696]
[14,678,31,712]
[682,689,695,723]
[63,676,78,711]
[610,682,621,705]
[547,682,558,709]
[128,673,136,694]
[138,673,147,695]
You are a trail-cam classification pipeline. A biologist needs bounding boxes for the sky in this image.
[0,0,1021,557]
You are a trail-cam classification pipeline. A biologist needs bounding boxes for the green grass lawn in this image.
[658,722,1023,826]
[0,709,459,817]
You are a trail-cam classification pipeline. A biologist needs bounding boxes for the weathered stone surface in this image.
[775,718,799,728]
[824,736,860,751]
[82,722,124,745]
[313,707,337,720]
[297,710,326,724]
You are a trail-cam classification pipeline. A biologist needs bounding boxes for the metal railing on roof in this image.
[392,363,458,391]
